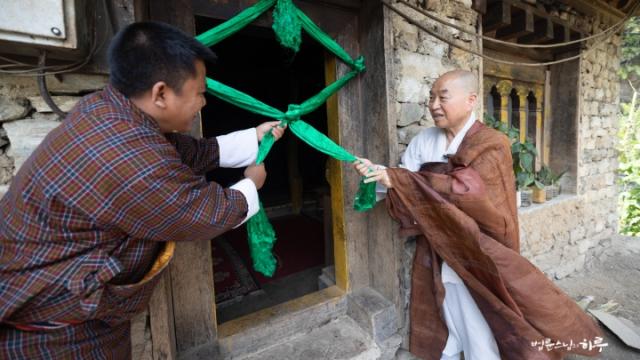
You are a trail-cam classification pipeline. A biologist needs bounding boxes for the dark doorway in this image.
[195,17,335,324]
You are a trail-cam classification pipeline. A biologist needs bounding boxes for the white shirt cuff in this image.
[217,128,258,168]
[375,182,388,202]
[230,178,259,228]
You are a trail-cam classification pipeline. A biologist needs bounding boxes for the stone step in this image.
[179,287,403,360]
[180,287,348,360]
[239,315,382,360]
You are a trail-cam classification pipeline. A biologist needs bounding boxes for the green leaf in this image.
[520,152,534,172]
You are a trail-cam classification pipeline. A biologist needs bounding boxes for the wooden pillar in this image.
[483,80,495,120]
[147,1,217,357]
[535,85,544,168]
[516,87,528,143]
[495,80,512,124]
[543,70,552,166]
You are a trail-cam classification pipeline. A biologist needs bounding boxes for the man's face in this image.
[427,76,474,130]
[156,60,207,133]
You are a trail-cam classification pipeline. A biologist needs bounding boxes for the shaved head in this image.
[438,69,478,96]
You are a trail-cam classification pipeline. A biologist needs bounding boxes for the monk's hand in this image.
[353,158,374,176]
[354,158,393,188]
[256,121,287,142]
[364,166,392,188]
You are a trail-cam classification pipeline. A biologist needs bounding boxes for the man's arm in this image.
[166,121,285,174]
[64,133,267,242]
[164,128,258,175]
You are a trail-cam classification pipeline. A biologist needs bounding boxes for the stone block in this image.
[393,17,419,52]
[3,118,60,172]
[398,102,424,127]
[396,77,423,103]
[379,334,403,360]
[417,34,448,58]
[397,124,424,145]
[27,96,82,113]
[45,73,108,95]
[443,1,477,26]
[0,165,12,185]
[0,96,30,122]
[399,50,447,83]
[347,287,399,344]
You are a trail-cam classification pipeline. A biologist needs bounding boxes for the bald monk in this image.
[355,70,602,359]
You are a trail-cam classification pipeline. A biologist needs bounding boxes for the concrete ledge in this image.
[518,193,579,216]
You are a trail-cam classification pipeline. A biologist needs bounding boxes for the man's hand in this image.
[353,158,393,188]
[244,164,267,190]
[256,121,287,142]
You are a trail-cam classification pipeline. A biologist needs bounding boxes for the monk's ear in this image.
[467,92,478,109]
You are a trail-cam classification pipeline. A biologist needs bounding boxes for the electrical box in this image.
[0,0,81,50]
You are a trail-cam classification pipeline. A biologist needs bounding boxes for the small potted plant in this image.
[512,139,539,207]
[537,166,554,201]
[532,170,547,203]
[549,168,566,198]
[516,172,534,207]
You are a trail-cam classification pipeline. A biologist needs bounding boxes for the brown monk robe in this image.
[385,120,603,360]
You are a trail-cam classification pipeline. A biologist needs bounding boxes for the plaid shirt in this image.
[0,85,254,358]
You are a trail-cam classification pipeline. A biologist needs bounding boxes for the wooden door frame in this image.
[145,1,364,357]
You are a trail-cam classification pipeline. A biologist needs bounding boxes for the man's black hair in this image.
[108,21,217,98]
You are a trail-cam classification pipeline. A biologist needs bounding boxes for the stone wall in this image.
[388,0,480,157]
[0,73,107,197]
[521,24,621,279]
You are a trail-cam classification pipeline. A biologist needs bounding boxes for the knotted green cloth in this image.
[197,0,375,277]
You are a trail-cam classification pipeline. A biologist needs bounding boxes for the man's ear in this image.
[150,81,168,109]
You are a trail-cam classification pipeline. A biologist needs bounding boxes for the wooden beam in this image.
[483,40,554,62]
[543,22,570,44]
[518,17,554,44]
[192,0,357,35]
[562,0,625,22]
[473,0,488,14]
[149,274,177,360]
[495,7,534,41]
[483,1,511,32]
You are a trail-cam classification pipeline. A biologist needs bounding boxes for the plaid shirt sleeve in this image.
[164,133,220,175]
[61,120,248,243]
[165,128,258,174]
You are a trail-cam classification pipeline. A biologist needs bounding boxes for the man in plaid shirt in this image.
[0,22,285,358]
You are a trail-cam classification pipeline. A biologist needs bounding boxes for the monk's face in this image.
[428,75,476,130]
